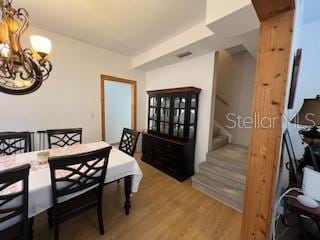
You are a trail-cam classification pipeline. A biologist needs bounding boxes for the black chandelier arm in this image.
[16,8,29,50]
[19,48,35,80]
[21,48,52,81]
[16,8,29,33]
[0,64,11,79]
[19,62,34,81]
[38,58,52,80]
[2,0,13,9]
[0,59,15,79]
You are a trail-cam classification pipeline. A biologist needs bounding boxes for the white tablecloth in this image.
[0,141,143,218]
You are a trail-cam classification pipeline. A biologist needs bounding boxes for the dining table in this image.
[0,141,143,222]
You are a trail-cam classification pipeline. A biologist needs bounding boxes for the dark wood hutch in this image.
[142,87,201,181]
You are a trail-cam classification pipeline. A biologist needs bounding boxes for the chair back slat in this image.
[0,132,31,156]
[47,128,82,149]
[49,147,112,204]
[0,164,30,238]
[119,128,140,156]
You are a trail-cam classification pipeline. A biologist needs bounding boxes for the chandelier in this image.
[0,0,52,95]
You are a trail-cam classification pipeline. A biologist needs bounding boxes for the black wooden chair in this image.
[0,132,31,156]
[47,128,82,149]
[48,147,112,240]
[119,128,140,157]
[115,128,140,185]
[0,164,31,240]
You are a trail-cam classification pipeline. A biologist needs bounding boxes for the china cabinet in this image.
[142,87,201,181]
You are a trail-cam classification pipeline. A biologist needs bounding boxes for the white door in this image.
[104,80,132,144]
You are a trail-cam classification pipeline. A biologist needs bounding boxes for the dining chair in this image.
[0,132,31,156]
[0,164,31,240]
[119,128,140,157]
[114,128,140,185]
[47,128,82,149]
[48,146,112,240]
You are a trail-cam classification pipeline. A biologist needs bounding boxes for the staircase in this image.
[192,126,248,211]
[212,126,229,150]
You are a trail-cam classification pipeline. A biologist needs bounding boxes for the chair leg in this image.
[315,219,320,232]
[53,221,59,240]
[97,202,105,235]
[124,176,132,215]
[28,217,34,240]
[47,208,53,229]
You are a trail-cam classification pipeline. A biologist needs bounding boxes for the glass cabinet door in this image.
[147,89,200,140]
[173,96,186,138]
[148,96,158,132]
[159,96,171,135]
[188,94,197,139]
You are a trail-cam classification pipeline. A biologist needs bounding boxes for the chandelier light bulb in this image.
[0,42,10,58]
[30,35,52,58]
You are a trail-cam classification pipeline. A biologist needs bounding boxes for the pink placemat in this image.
[0,144,85,171]
[0,142,109,195]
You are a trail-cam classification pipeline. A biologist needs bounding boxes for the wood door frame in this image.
[100,74,137,141]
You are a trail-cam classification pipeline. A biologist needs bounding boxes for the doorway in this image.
[100,75,137,144]
[213,47,256,148]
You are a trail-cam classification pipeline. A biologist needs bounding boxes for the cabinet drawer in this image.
[152,139,166,168]
[142,133,195,181]
[163,143,182,174]
[142,135,153,162]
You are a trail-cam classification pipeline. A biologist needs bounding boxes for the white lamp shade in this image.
[30,35,52,55]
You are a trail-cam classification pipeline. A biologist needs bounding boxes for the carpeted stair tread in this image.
[192,173,243,211]
[207,144,248,173]
[198,161,246,191]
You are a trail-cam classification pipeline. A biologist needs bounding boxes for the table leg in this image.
[29,217,34,240]
[124,176,132,215]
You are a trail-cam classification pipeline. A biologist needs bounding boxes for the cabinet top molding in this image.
[147,87,201,95]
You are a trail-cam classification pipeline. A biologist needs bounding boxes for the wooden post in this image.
[241,1,295,239]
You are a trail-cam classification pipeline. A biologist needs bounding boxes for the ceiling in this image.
[303,0,320,24]
[15,0,206,56]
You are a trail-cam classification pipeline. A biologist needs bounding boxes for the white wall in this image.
[105,81,131,144]
[286,18,320,158]
[146,53,216,171]
[0,26,146,144]
[275,0,305,198]
[215,50,256,146]
[206,0,251,24]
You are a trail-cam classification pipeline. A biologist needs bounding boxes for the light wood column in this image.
[241,2,295,239]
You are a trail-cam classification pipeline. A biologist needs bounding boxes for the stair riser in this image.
[198,167,246,191]
[206,153,248,166]
[192,176,244,203]
[207,159,247,175]
[212,128,221,138]
[212,140,228,150]
[192,181,243,211]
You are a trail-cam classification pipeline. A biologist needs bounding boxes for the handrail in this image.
[216,95,229,107]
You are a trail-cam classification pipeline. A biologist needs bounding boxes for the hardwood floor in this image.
[33,154,242,240]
